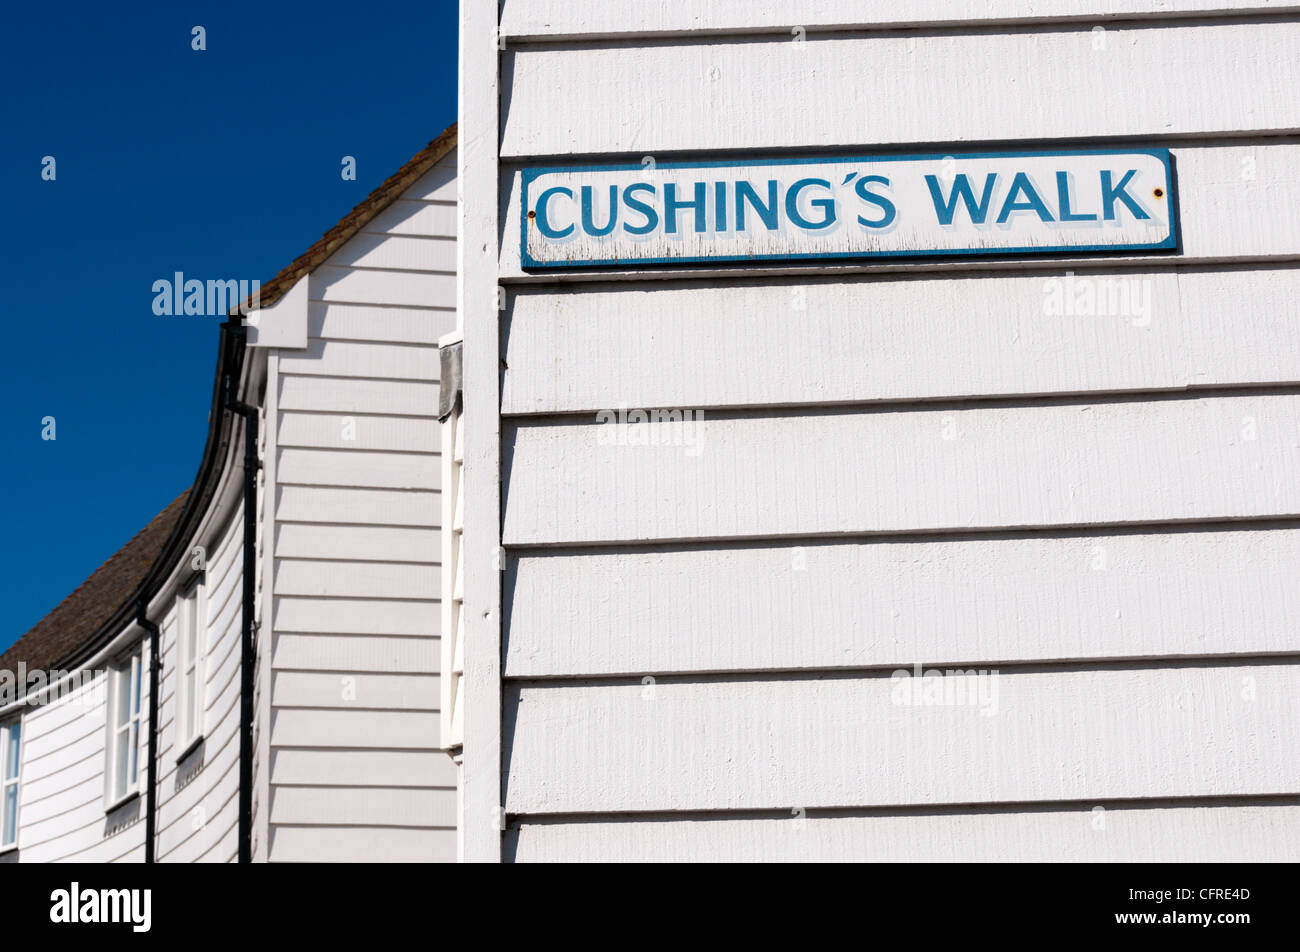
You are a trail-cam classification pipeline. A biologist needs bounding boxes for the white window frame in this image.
[1,719,20,851]
[175,576,208,757]
[105,648,143,809]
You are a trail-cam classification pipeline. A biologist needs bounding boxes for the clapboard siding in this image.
[272,671,439,710]
[265,148,454,861]
[276,486,439,528]
[14,669,144,862]
[272,633,439,674]
[506,525,1300,677]
[155,503,245,862]
[504,394,1300,545]
[503,265,1300,413]
[275,560,439,600]
[500,142,1300,278]
[502,0,1300,39]
[270,748,457,787]
[274,523,439,562]
[501,22,1300,157]
[508,801,1300,862]
[505,662,1300,814]
[269,825,455,863]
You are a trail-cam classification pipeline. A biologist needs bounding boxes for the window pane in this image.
[128,723,139,785]
[131,656,141,718]
[113,729,129,800]
[5,724,18,781]
[114,666,130,728]
[185,594,198,661]
[3,785,15,845]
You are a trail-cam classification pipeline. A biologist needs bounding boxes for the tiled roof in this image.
[0,491,189,675]
[236,122,458,313]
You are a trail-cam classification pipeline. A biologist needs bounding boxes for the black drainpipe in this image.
[223,369,259,863]
[137,602,161,864]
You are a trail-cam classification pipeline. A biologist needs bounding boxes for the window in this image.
[1,720,19,849]
[107,650,142,805]
[176,578,207,752]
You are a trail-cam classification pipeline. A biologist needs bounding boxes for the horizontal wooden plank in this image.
[503,1,1300,39]
[505,663,1300,813]
[322,232,456,273]
[508,801,1300,862]
[272,633,439,674]
[502,22,1300,157]
[268,825,455,862]
[279,373,439,416]
[274,522,439,562]
[275,559,439,600]
[278,411,439,453]
[306,303,455,346]
[270,748,457,787]
[272,670,437,710]
[404,161,457,202]
[364,200,456,239]
[270,709,439,749]
[277,339,439,381]
[503,266,1300,413]
[277,448,438,491]
[500,143,1300,277]
[503,394,1300,545]
[506,526,1300,677]
[275,485,438,528]
[270,785,456,827]
[308,265,456,308]
[273,596,437,637]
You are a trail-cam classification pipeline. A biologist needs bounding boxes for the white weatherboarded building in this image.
[453,2,1300,860]
[1,128,459,863]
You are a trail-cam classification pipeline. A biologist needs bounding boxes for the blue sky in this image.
[0,1,458,650]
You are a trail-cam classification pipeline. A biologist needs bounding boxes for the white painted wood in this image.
[269,825,455,862]
[276,447,438,491]
[506,526,1300,677]
[273,596,437,637]
[323,232,456,273]
[502,266,1300,413]
[279,373,439,416]
[277,339,439,381]
[270,709,438,749]
[277,411,439,453]
[271,671,438,710]
[309,266,456,308]
[272,633,438,674]
[505,663,1300,814]
[500,143,1300,277]
[404,161,458,202]
[502,23,1300,157]
[504,394,1300,545]
[270,785,456,827]
[274,522,439,562]
[460,0,506,862]
[270,748,457,787]
[306,304,455,346]
[502,1,1300,39]
[274,559,439,600]
[509,801,1300,862]
[364,200,457,240]
[275,485,438,528]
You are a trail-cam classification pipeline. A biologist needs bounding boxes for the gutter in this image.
[222,360,260,865]
[137,603,161,864]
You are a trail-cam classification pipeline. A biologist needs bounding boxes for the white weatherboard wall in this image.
[478,4,1300,860]
[266,148,458,862]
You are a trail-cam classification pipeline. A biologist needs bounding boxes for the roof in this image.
[238,122,458,313]
[0,491,190,675]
